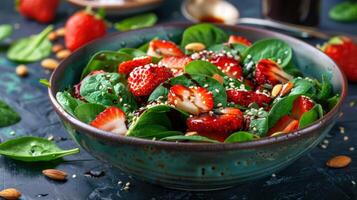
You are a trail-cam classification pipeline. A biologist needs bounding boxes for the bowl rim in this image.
[66,0,163,10]
[48,22,348,151]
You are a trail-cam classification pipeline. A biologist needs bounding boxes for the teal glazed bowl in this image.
[49,23,347,190]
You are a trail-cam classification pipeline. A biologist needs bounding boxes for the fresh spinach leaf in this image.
[126,105,188,139]
[181,23,228,48]
[184,60,225,76]
[0,100,21,127]
[56,91,84,116]
[114,13,158,31]
[268,95,299,129]
[81,51,132,79]
[317,75,332,101]
[148,74,227,107]
[161,135,219,143]
[329,1,357,22]
[74,103,106,123]
[242,39,292,68]
[7,25,53,62]
[326,94,340,110]
[208,43,247,56]
[224,131,258,143]
[0,136,79,162]
[39,79,51,88]
[245,108,269,137]
[299,104,323,128]
[223,76,250,91]
[0,24,12,42]
[118,48,147,57]
[290,78,316,96]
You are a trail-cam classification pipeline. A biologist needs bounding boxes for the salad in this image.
[56,24,339,143]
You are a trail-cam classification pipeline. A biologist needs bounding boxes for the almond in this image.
[52,44,64,53]
[47,31,57,41]
[326,155,351,168]
[42,169,68,181]
[0,188,21,200]
[279,82,294,97]
[185,42,206,52]
[56,49,71,59]
[41,58,59,70]
[271,84,282,97]
[185,131,198,136]
[55,27,66,37]
[15,64,28,77]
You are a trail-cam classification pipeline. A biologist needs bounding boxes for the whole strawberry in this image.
[322,36,357,82]
[18,0,59,23]
[65,9,107,51]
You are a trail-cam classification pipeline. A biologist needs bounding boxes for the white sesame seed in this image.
[271,173,276,177]
[349,147,355,151]
[320,144,327,149]
[352,180,356,185]
[72,174,77,178]
[344,136,349,141]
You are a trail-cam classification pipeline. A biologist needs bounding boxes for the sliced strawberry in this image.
[128,64,172,97]
[228,35,252,46]
[118,56,152,75]
[291,96,315,119]
[147,39,185,57]
[209,55,243,80]
[90,106,127,135]
[268,115,299,136]
[227,89,271,107]
[255,59,293,85]
[159,56,192,69]
[168,85,214,115]
[186,107,244,142]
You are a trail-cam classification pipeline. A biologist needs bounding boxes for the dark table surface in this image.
[0,0,357,199]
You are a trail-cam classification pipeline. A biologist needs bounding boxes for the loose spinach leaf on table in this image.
[268,95,299,129]
[148,74,227,107]
[0,100,21,127]
[184,60,225,76]
[56,91,83,116]
[224,131,258,143]
[81,51,132,79]
[329,1,357,22]
[0,136,79,162]
[161,135,219,143]
[74,103,106,123]
[126,105,189,139]
[7,25,53,62]
[299,104,323,128]
[242,39,292,68]
[181,23,228,48]
[0,24,12,42]
[114,13,158,31]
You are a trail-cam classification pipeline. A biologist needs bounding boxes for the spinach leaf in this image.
[81,51,132,79]
[245,108,269,137]
[118,48,147,57]
[316,75,332,101]
[39,79,51,87]
[290,78,316,96]
[326,94,340,110]
[56,91,83,116]
[80,73,137,112]
[268,95,299,129]
[0,100,21,127]
[0,24,12,42]
[329,1,357,22]
[161,135,219,143]
[181,23,228,48]
[242,39,292,68]
[299,104,323,128]
[223,76,250,91]
[224,131,258,143]
[148,74,227,107]
[74,103,106,123]
[208,43,247,56]
[0,136,79,162]
[7,26,53,62]
[184,60,225,76]
[114,13,158,31]
[126,105,188,139]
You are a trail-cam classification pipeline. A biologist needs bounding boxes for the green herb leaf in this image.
[0,24,13,42]
[299,104,323,128]
[7,26,53,62]
[115,13,158,31]
[242,39,292,68]
[161,135,219,143]
[290,78,316,96]
[0,136,79,162]
[317,75,332,101]
[268,95,299,129]
[0,100,21,127]
[81,51,132,79]
[245,109,269,137]
[326,94,340,110]
[117,48,147,57]
[56,91,83,116]
[329,1,357,22]
[181,23,228,48]
[39,78,51,88]
[208,43,247,56]
[74,103,106,123]
[224,131,258,143]
[184,60,225,76]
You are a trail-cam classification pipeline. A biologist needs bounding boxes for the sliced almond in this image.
[326,155,351,168]
[0,188,21,200]
[185,42,206,52]
[15,64,28,77]
[42,169,68,181]
[41,58,59,70]
[55,27,66,37]
[56,49,71,59]
[271,84,282,98]
[52,44,64,53]
[270,131,285,137]
[280,82,294,97]
[47,31,57,41]
[185,131,198,136]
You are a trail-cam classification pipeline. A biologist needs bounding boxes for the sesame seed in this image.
[271,173,276,177]
[339,126,345,134]
[349,100,356,107]
[72,174,77,178]
[320,144,327,149]
[352,180,356,185]
[323,139,329,144]
[349,147,355,151]
[344,136,349,141]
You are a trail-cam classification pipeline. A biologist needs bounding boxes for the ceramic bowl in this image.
[49,23,347,191]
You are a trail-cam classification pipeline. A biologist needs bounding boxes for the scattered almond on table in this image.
[326,155,352,168]
[42,169,67,181]
[52,44,64,53]
[56,49,71,59]
[15,64,28,77]
[47,31,57,41]
[55,27,66,37]
[0,188,21,200]
[41,58,59,70]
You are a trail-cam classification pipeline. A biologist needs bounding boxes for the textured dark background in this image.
[0,0,357,199]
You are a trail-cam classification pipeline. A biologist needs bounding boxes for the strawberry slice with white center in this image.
[118,56,152,75]
[209,55,243,80]
[90,106,127,135]
[159,56,192,76]
[147,39,185,57]
[228,35,252,46]
[255,59,293,85]
[168,85,214,115]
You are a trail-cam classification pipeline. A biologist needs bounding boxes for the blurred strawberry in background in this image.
[17,0,59,23]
